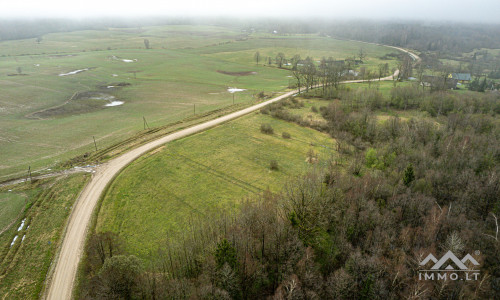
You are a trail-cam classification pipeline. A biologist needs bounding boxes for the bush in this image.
[311,106,318,113]
[260,124,274,134]
[270,160,279,170]
[282,132,291,139]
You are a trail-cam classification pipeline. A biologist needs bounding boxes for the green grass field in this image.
[0,193,26,234]
[95,112,336,258]
[0,174,89,299]
[0,25,398,181]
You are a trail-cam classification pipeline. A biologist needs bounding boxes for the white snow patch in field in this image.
[286,76,293,78]
[59,68,88,76]
[34,64,40,67]
[17,219,26,231]
[112,74,118,77]
[90,94,115,101]
[22,235,26,242]
[105,101,124,107]
[10,236,17,247]
[227,88,246,93]
[112,56,137,63]
[107,86,115,88]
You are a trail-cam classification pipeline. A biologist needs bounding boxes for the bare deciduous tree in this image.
[275,52,285,68]
[358,48,367,62]
[254,51,261,66]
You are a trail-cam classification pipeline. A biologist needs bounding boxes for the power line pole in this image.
[93,136,98,151]
[27,166,32,183]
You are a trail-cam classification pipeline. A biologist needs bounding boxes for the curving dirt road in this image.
[45,46,419,300]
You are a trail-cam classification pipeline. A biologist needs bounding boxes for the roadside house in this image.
[422,75,458,90]
[449,73,471,83]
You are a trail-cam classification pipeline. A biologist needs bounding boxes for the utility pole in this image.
[143,116,150,130]
[27,166,32,183]
[93,136,98,151]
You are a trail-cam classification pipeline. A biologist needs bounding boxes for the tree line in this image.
[255,51,391,94]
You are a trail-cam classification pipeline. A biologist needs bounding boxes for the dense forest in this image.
[79,84,499,299]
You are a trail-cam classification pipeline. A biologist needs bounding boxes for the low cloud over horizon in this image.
[2,0,499,24]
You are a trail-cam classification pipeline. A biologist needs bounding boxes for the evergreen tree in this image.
[215,239,237,270]
[403,163,415,187]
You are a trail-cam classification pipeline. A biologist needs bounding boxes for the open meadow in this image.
[0,25,399,181]
[95,111,336,258]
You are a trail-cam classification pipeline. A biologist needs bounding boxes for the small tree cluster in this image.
[260,123,274,134]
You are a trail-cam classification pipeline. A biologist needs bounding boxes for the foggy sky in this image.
[2,0,499,23]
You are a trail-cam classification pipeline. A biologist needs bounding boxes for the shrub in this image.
[282,132,291,139]
[270,160,279,170]
[311,106,318,113]
[260,124,274,134]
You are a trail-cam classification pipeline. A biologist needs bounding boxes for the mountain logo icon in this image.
[420,250,480,270]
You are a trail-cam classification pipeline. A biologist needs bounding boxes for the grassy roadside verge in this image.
[0,174,89,299]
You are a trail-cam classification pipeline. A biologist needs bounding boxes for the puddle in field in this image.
[89,94,115,101]
[58,68,89,76]
[105,101,124,107]
[27,90,125,119]
[86,93,125,107]
[112,56,137,63]
[10,235,17,247]
[84,92,125,107]
[227,87,246,93]
[17,219,25,231]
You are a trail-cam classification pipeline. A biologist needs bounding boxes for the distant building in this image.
[449,73,471,83]
[422,75,458,90]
